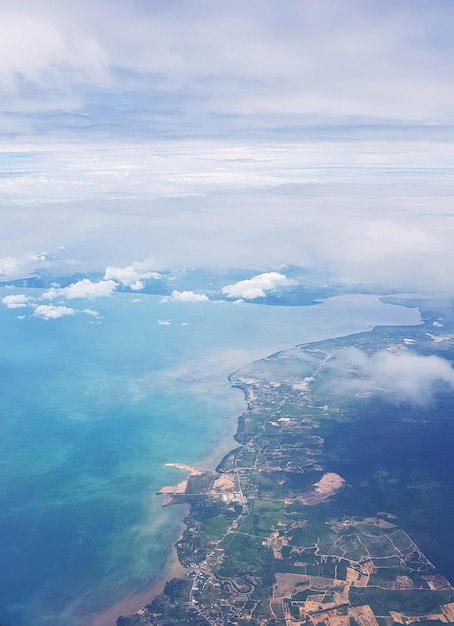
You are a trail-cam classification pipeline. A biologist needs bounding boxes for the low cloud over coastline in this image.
[222,272,295,300]
[329,347,454,406]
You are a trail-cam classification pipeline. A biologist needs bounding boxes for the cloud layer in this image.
[330,347,454,405]
[0,4,453,294]
[1,0,454,134]
[0,138,453,294]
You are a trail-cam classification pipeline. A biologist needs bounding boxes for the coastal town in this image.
[118,319,454,626]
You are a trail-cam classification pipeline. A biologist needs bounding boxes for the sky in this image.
[1,0,454,292]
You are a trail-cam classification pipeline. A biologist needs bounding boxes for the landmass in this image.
[117,298,454,626]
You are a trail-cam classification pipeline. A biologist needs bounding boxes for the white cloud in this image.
[31,304,101,320]
[0,252,47,279]
[163,290,209,303]
[63,279,116,299]
[158,319,171,325]
[103,264,161,288]
[330,347,454,405]
[130,280,144,291]
[33,304,75,320]
[2,294,33,309]
[221,272,295,300]
[40,287,59,300]
[0,256,23,276]
[81,308,102,319]
[42,279,116,300]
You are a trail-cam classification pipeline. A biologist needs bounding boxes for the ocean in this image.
[0,290,421,626]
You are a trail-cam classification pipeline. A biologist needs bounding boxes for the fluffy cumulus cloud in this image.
[2,294,33,309]
[33,304,75,320]
[37,264,161,303]
[330,348,454,405]
[1,290,103,319]
[42,279,117,300]
[222,272,295,300]
[163,290,209,303]
[104,265,161,291]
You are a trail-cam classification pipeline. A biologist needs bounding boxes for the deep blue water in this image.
[0,291,421,625]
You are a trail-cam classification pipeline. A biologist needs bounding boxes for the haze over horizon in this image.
[1,0,454,291]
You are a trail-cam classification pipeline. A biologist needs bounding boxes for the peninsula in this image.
[117,304,454,626]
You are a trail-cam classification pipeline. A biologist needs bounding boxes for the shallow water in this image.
[0,291,421,625]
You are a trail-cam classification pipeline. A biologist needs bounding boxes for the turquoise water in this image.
[0,291,421,626]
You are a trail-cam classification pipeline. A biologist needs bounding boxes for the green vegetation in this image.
[350,588,454,614]
[120,318,454,626]
[205,514,229,539]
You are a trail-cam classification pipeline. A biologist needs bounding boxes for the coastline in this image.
[80,308,424,626]
[81,517,187,626]
[79,308,424,626]
[196,388,246,472]
[82,387,246,626]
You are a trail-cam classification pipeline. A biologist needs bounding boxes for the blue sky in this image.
[0,0,454,292]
